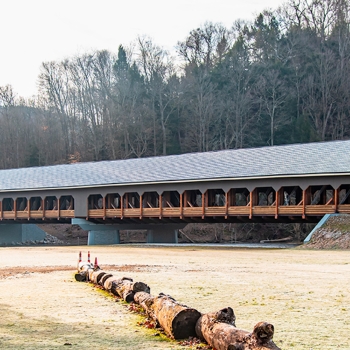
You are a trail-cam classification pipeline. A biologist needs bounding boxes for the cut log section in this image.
[196,308,281,350]
[111,278,150,303]
[99,273,113,287]
[134,292,201,340]
[90,270,107,284]
[74,262,93,282]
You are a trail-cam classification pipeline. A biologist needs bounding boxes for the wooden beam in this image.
[121,195,124,219]
[159,193,162,219]
[103,196,106,220]
[42,198,45,220]
[225,191,229,219]
[302,189,306,219]
[14,199,17,220]
[249,191,253,219]
[202,192,205,219]
[140,194,143,219]
[334,187,338,213]
[275,189,279,219]
[180,193,183,219]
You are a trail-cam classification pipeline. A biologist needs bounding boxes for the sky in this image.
[0,0,285,99]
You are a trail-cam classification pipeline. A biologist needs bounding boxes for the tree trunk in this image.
[134,292,201,340]
[195,308,281,350]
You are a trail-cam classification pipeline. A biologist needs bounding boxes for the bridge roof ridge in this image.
[0,139,349,192]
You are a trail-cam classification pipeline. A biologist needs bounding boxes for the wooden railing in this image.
[0,203,349,222]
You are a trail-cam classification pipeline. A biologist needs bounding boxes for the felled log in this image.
[195,308,281,350]
[99,273,113,287]
[134,292,201,340]
[74,262,94,282]
[110,277,150,303]
[90,270,107,284]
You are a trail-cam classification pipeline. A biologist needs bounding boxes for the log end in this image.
[74,272,87,282]
[172,309,202,340]
[252,321,274,344]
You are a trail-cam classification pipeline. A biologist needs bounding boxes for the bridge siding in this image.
[0,174,350,223]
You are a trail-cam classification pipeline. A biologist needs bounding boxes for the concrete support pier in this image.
[0,224,46,244]
[146,226,179,243]
[72,219,120,245]
[72,219,185,245]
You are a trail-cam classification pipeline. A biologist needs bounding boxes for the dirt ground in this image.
[0,246,349,350]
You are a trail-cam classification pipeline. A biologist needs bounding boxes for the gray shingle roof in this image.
[0,140,349,191]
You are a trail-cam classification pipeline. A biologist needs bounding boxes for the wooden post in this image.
[140,194,143,219]
[202,192,205,219]
[249,190,253,219]
[121,194,124,219]
[275,189,279,219]
[42,198,45,220]
[103,195,106,220]
[159,193,162,219]
[334,187,338,213]
[28,197,31,220]
[225,191,229,219]
[14,199,17,220]
[302,189,306,219]
[180,193,183,219]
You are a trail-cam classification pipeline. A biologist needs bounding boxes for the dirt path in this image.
[0,246,349,349]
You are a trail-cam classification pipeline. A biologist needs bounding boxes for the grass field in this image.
[0,245,349,349]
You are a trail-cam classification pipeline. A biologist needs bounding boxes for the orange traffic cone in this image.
[78,251,82,262]
[88,251,91,263]
[94,257,98,268]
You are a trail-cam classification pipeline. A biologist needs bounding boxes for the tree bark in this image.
[134,292,201,340]
[195,308,281,350]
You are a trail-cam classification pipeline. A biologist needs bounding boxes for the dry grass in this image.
[0,246,349,349]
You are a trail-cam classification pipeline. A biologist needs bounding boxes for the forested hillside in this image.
[1,0,349,169]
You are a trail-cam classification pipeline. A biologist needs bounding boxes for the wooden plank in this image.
[30,210,44,219]
[205,207,226,216]
[337,204,350,213]
[227,206,251,215]
[278,206,304,215]
[45,210,59,218]
[162,208,181,217]
[17,211,29,219]
[302,189,306,219]
[105,208,122,217]
[60,210,74,218]
[3,212,15,219]
[88,209,104,218]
